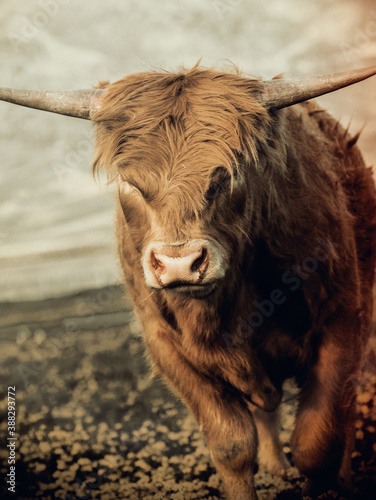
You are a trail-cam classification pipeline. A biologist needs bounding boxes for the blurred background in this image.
[1,0,376,302]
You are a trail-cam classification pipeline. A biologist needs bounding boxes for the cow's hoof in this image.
[259,451,290,476]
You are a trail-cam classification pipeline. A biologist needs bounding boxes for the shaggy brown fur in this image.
[93,64,376,499]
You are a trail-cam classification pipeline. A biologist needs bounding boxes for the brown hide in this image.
[93,66,376,499]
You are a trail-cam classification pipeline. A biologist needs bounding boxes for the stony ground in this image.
[0,286,375,500]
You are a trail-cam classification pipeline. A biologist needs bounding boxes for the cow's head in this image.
[1,64,375,299]
[92,68,273,298]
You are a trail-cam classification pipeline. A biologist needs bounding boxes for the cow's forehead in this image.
[117,120,239,181]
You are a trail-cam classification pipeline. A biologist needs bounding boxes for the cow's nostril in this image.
[151,251,165,272]
[191,248,208,273]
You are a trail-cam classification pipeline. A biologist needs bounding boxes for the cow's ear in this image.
[119,178,137,195]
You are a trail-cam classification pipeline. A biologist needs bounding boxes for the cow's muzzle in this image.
[142,239,226,298]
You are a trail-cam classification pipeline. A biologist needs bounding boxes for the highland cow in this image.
[1,63,376,499]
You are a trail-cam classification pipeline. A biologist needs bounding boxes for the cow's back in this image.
[305,101,376,336]
[312,104,376,277]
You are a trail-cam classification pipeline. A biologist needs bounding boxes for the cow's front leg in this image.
[145,329,258,500]
[291,338,359,498]
[205,400,258,500]
[250,404,290,475]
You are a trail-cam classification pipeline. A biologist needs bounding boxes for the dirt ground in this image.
[0,286,375,500]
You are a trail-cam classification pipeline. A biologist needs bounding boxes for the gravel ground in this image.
[0,285,375,500]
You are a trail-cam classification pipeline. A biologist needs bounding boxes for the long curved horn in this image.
[0,88,105,119]
[261,65,376,110]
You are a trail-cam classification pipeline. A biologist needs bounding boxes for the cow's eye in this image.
[120,179,143,197]
[121,180,135,194]
[206,168,233,200]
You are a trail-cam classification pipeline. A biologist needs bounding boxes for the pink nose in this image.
[150,247,208,287]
